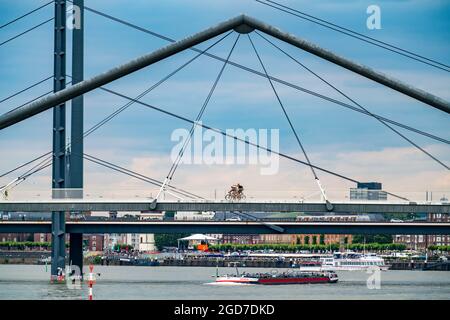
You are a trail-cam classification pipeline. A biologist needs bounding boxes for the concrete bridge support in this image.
[69,233,83,277]
[68,0,85,278]
[50,212,66,281]
[50,0,67,281]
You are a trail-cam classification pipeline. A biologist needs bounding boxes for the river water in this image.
[0,265,448,300]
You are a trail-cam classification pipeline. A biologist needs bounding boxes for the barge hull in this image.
[258,277,335,285]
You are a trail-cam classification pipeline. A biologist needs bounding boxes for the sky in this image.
[0,0,449,201]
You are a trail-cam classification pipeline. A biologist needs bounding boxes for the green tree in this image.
[320,234,325,245]
[373,234,393,243]
[304,236,310,245]
[154,233,189,250]
[353,234,392,244]
[313,236,318,245]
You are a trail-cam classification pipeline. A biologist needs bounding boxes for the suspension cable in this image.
[8,79,72,114]
[82,156,188,198]
[81,153,204,200]
[100,86,410,202]
[0,78,73,179]
[255,0,450,72]
[3,62,445,182]
[3,152,203,200]
[248,34,332,207]
[84,153,203,200]
[167,34,241,180]
[261,0,450,69]
[156,34,240,200]
[78,5,449,145]
[0,76,52,104]
[0,18,53,47]
[0,1,53,29]
[0,81,74,181]
[248,35,317,179]
[0,152,49,179]
[0,32,231,188]
[256,31,449,171]
[0,7,436,198]
[81,31,232,138]
[0,157,51,190]
[1,161,52,191]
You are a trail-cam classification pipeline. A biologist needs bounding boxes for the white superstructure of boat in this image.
[320,251,389,271]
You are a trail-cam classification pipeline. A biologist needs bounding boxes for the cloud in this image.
[3,141,448,202]
[1,0,449,204]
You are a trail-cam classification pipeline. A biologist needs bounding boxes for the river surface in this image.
[0,265,448,300]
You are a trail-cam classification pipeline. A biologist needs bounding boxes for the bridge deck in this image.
[0,200,448,214]
[0,221,449,235]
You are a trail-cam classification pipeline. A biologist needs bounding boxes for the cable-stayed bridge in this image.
[0,1,449,279]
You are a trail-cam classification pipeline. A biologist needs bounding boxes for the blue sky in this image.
[0,0,449,200]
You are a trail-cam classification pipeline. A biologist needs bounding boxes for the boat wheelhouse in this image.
[320,251,388,271]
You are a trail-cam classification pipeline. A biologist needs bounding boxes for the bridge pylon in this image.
[50,0,67,282]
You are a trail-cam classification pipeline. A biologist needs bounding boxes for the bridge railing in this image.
[1,187,448,204]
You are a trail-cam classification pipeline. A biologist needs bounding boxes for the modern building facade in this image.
[84,234,104,252]
[394,213,450,250]
[0,232,33,242]
[138,234,156,252]
[350,182,387,201]
[174,211,215,221]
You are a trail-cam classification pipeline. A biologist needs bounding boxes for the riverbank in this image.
[0,250,50,265]
[1,251,449,270]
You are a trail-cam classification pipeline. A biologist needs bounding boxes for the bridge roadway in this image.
[0,200,448,214]
[0,220,449,235]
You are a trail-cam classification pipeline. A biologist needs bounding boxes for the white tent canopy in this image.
[178,234,219,242]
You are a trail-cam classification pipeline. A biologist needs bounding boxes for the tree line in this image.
[209,243,407,252]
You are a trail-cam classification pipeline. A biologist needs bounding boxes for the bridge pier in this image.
[69,233,83,278]
[50,0,67,282]
[69,0,84,197]
[50,212,66,281]
[67,0,85,279]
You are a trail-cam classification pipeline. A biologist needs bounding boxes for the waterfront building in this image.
[139,234,156,252]
[2,211,52,245]
[33,233,52,243]
[295,234,352,246]
[393,234,427,251]
[350,182,387,201]
[139,211,165,220]
[124,233,140,250]
[222,215,359,246]
[135,211,165,252]
[104,233,126,249]
[427,213,450,246]
[221,233,352,246]
[222,234,261,244]
[258,234,294,244]
[1,232,33,242]
[174,211,215,221]
[84,234,104,252]
[394,213,450,250]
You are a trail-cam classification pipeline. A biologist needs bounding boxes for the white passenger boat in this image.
[320,251,389,271]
